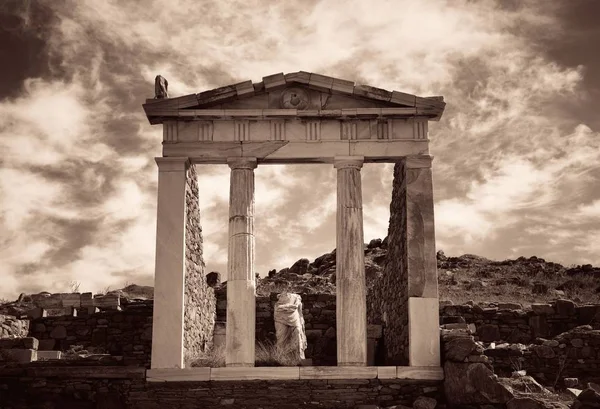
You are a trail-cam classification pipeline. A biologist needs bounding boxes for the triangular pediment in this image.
[143,71,445,124]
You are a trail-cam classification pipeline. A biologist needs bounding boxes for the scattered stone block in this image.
[444,337,477,362]
[531,303,554,315]
[93,294,120,309]
[444,362,514,404]
[555,299,576,316]
[565,378,579,388]
[0,337,38,350]
[45,307,76,317]
[61,294,81,308]
[26,307,47,319]
[0,348,37,363]
[498,303,522,310]
[37,350,62,360]
[80,292,94,308]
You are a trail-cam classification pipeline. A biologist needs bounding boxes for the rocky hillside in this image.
[3,238,600,311]
[255,237,600,306]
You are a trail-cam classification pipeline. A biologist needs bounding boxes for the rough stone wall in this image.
[184,164,216,360]
[441,299,600,344]
[0,315,29,338]
[485,325,600,386]
[28,303,153,367]
[0,365,442,409]
[368,161,409,365]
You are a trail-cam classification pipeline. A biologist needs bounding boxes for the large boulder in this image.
[443,336,477,362]
[573,386,600,409]
[444,361,514,405]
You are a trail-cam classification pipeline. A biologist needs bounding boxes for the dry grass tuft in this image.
[188,341,301,368]
[255,340,301,367]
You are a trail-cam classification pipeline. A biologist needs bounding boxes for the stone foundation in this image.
[0,365,442,409]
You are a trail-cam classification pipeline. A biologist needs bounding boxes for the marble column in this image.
[334,156,367,366]
[405,156,440,367]
[151,157,189,369]
[225,157,257,367]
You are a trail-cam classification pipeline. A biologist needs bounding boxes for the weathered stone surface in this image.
[0,337,38,350]
[335,157,367,366]
[444,362,514,405]
[184,164,216,362]
[443,336,476,362]
[479,324,501,342]
[555,299,576,316]
[531,304,555,315]
[50,325,67,339]
[413,396,437,409]
[152,157,189,369]
[573,387,600,409]
[532,345,555,359]
[507,397,560,409]
[226,158,257,367]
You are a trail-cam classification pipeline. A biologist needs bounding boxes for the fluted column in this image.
[334,156,367,366]
[151,157,189,369]
[225,157,257,367]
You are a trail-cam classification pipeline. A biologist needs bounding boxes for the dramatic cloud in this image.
[0,0,598,299]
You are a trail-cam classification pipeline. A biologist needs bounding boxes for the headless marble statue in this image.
[154,75,169,99]
[274,292,307,360]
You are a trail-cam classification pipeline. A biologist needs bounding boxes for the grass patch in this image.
[189,341,301,368]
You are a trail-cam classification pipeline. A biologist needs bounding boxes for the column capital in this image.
[334,156,364,170]
[405,155,433,169]
[155,157,190,172]
[227,157,257,170]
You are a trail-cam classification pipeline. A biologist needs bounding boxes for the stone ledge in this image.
[145,366,444,382]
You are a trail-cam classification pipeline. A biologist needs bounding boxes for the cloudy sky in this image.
[1,0,599,299]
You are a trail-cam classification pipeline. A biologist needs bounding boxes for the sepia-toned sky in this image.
[1,0,599,299]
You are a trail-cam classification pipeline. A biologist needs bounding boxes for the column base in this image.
[408,297,440,367]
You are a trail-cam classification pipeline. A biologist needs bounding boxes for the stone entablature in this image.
[143,71,444,164]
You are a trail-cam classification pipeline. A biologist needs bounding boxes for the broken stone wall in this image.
[440,299,600,344]
[368,161,409,365]
[184,164,216,360]
[485,325,600,387]
[28,302,153,367]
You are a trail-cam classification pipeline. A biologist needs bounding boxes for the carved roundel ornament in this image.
[280,87,310,110]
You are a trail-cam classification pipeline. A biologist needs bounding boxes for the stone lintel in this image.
[163,141,430,164]
[406,155,433,168]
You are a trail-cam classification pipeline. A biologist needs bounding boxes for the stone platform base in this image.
[146,365,443,382]
[0,365,442,409]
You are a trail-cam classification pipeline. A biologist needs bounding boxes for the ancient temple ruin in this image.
[142,72,445,378]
